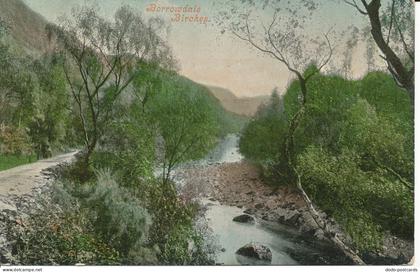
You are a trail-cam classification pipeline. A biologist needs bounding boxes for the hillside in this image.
[206,85,269,116]
[0,0,265,117]
[0,0,52,55]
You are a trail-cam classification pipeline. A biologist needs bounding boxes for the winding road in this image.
[0,151,78,199]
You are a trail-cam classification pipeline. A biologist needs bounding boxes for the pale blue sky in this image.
[23,0,369,97]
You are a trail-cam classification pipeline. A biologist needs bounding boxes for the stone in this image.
[255,203,264,209]
[243,208,255,215]
[265,199,278,210]
[233,214,255,224]
[236,242,272,262]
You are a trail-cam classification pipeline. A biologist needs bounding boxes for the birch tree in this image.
[218,0,366,264]
[47,6,175,171]
[345,0,414,103]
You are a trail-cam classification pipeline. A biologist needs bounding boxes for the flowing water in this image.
[204,200,299,265]
[171,134,342,265]
[166,134,338,265]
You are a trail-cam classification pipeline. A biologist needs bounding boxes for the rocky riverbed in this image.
[175,161,352,264]
[173,134,414,265]
[0,135,414,265]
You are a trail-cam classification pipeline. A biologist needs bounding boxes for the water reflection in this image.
[204,199,298,265]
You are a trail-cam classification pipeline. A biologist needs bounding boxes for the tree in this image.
[149,79,219,182]
[47,5,174,170]
[28,56,69,159]
[239,90,288,164]
[219,0,365,264]
[345,0,414,103]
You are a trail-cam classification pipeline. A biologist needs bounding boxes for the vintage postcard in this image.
[0,0,416,271]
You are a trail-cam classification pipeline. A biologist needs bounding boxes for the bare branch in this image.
[395,20,414,62]
[344,0,368,15]
[386,0,396,45]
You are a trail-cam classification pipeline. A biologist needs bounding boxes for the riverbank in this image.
[173,135,414,265]
[176,161,350,264]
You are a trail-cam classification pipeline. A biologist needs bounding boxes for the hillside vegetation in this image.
[239,69,413,253]
[0,0,53,56]
[0,5,244,265]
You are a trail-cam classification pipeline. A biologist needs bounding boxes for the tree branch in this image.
[344,0,368,15]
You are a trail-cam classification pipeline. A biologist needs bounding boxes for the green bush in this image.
[0,125,32,156]
[159,223,215,265]
[7,190,120,265]
[86,169,157,264]
[239,90,289,182]
[8,169,160,265]
[0,154,36,171]
[239,70,414,252]
[144,181,215,264]
[94,115,155,188]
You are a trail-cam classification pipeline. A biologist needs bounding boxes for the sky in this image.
[23,0,370,97]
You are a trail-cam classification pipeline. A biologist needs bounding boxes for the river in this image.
[167,134,347,265]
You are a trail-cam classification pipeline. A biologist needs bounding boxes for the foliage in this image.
[114,62,244,181]
[297,146,413,251]
[0,28,72,159]
[239,70,414,252]
[9,169,159,265]
[94,112,156,187]
[28,56,70,158]
[159,223,216,265]
[143,181,215,265]
[0,125,32,155]
[7,189,120,265]
[239,89,288,180]
[148,77,220,179]
[0,154,36,171]
[48,5,175,168]
[84,169,158,264]
[240,90,285,159]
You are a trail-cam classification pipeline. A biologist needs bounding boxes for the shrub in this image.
[0,125,32,155]
[297,146,413,251]
[86,169,157,264]
[144,181,215,264]
[239,70,414,252]
[7,189,120,265]
[94,117,156,189]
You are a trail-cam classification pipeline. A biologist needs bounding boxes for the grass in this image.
[0,154,37,171]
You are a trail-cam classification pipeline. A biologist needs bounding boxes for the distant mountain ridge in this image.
[0,0,267,116]
[0,0,53,55]
[205,85,269,116]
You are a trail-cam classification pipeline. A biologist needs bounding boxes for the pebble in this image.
[0,163,65,265]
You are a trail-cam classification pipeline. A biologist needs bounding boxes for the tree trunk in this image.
[295,176,366,264]
[283,74,366,265]
[365,0,414,103]
[84,139,96,168]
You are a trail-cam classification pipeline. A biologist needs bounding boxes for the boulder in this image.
[236,242,272,262]
[255,203,264,209]
[233,214,255,224]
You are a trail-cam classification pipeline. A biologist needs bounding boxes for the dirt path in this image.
[0,151,78,198]
[0,151,78,263]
